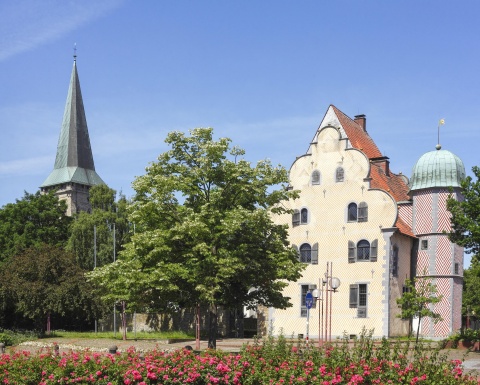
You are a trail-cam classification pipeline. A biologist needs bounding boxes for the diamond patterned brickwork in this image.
[417,248,430,275]
[398,204,413,230]
[435,237,453,275]
[413,190,433,235]
[433,278,452,337]
[437,190,452,232]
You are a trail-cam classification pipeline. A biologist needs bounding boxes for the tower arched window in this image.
[348,239,378,263]
[301,208,308,224]
[300,243,312,263]
[336,167,344,182]
[348,203,357,221]
[347,202,368,222]
[311,170,321,185]
[357,240,370,260]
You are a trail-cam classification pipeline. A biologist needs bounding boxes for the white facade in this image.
[262,105,463,339]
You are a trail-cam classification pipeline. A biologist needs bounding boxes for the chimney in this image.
[354,114,366,131]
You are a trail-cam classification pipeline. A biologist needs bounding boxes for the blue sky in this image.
[1,1,478,265]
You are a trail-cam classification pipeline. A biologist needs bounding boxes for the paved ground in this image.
[13,337,252,354]
[6,337,480,374]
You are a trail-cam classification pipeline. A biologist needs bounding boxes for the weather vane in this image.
[436,118,445,150]
[73,43,77,61]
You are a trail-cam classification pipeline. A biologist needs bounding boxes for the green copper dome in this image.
[409,146,465,191]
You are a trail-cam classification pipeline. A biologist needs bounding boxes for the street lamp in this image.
[313,262,340,346]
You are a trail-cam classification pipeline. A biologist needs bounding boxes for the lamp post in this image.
[314,262,340,346]
[312,285,323,347]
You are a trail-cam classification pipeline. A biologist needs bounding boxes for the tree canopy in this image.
[447,166,480,261]
[67,185,131,270]
[0,244,100,332]
[461,261,480,319]
[0,191,71,264]
[89,128,304,347]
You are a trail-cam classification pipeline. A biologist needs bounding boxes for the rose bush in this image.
[0,332,478,384]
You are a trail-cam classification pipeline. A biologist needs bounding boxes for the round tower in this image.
[409,145,465,338]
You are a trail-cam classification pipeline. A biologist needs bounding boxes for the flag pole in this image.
[438,119,445,147]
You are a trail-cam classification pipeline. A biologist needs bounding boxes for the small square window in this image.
[421,240,428,250]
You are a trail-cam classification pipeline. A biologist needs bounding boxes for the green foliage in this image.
[89,184,116,211]
[67,186,132,270]
[396,277,442,344]
[89,128,304,345]
[448,328,480,344]
[447,166,480,259]
[0,329,37,346]
[0,244,101,332]
[0,191,71,264]
[461,260,480,318]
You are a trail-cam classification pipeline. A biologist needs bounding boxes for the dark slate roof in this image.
[41,60,104,188]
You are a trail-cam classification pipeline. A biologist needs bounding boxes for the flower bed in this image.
[0,333,478,384]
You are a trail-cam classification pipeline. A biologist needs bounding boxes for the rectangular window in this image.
[454,263,459,275]
[300,284,316,317]
[392,247,399,277]
[349,283,367,318]
[421,240,428,250]
[300,285,308,317]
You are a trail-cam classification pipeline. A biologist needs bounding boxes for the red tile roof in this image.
[331,105,383,159]
[330,105,414,238]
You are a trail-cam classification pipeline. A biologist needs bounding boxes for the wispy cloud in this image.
[0,156,52,176]
[0,0,124,62]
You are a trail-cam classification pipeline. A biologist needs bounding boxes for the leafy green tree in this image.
[0,191,71,264]
[397,277,442,344]
[67,185,132,270]
[0,244,101,333]
[447,166,480,260]
[462,261,480,322]
[89,128,303,348]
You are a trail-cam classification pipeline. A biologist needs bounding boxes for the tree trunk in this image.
[122,300,127,341]
[415,316,422,345]
[208,303,217,349]
[46,312,51,335]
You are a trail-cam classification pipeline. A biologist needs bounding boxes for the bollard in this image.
[108,345,118,354]
[54,345,60,356]
[0,343,5,354]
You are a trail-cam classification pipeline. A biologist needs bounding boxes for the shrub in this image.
[0,330,477,384]
[0,329,38,346]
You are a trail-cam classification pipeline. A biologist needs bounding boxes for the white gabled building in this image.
[260,105,464,339]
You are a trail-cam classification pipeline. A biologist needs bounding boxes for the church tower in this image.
[40,56,104,215]
[409,144,465,337]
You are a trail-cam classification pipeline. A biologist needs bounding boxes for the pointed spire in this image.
[41,58,104,189]
[54,59,95,170]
